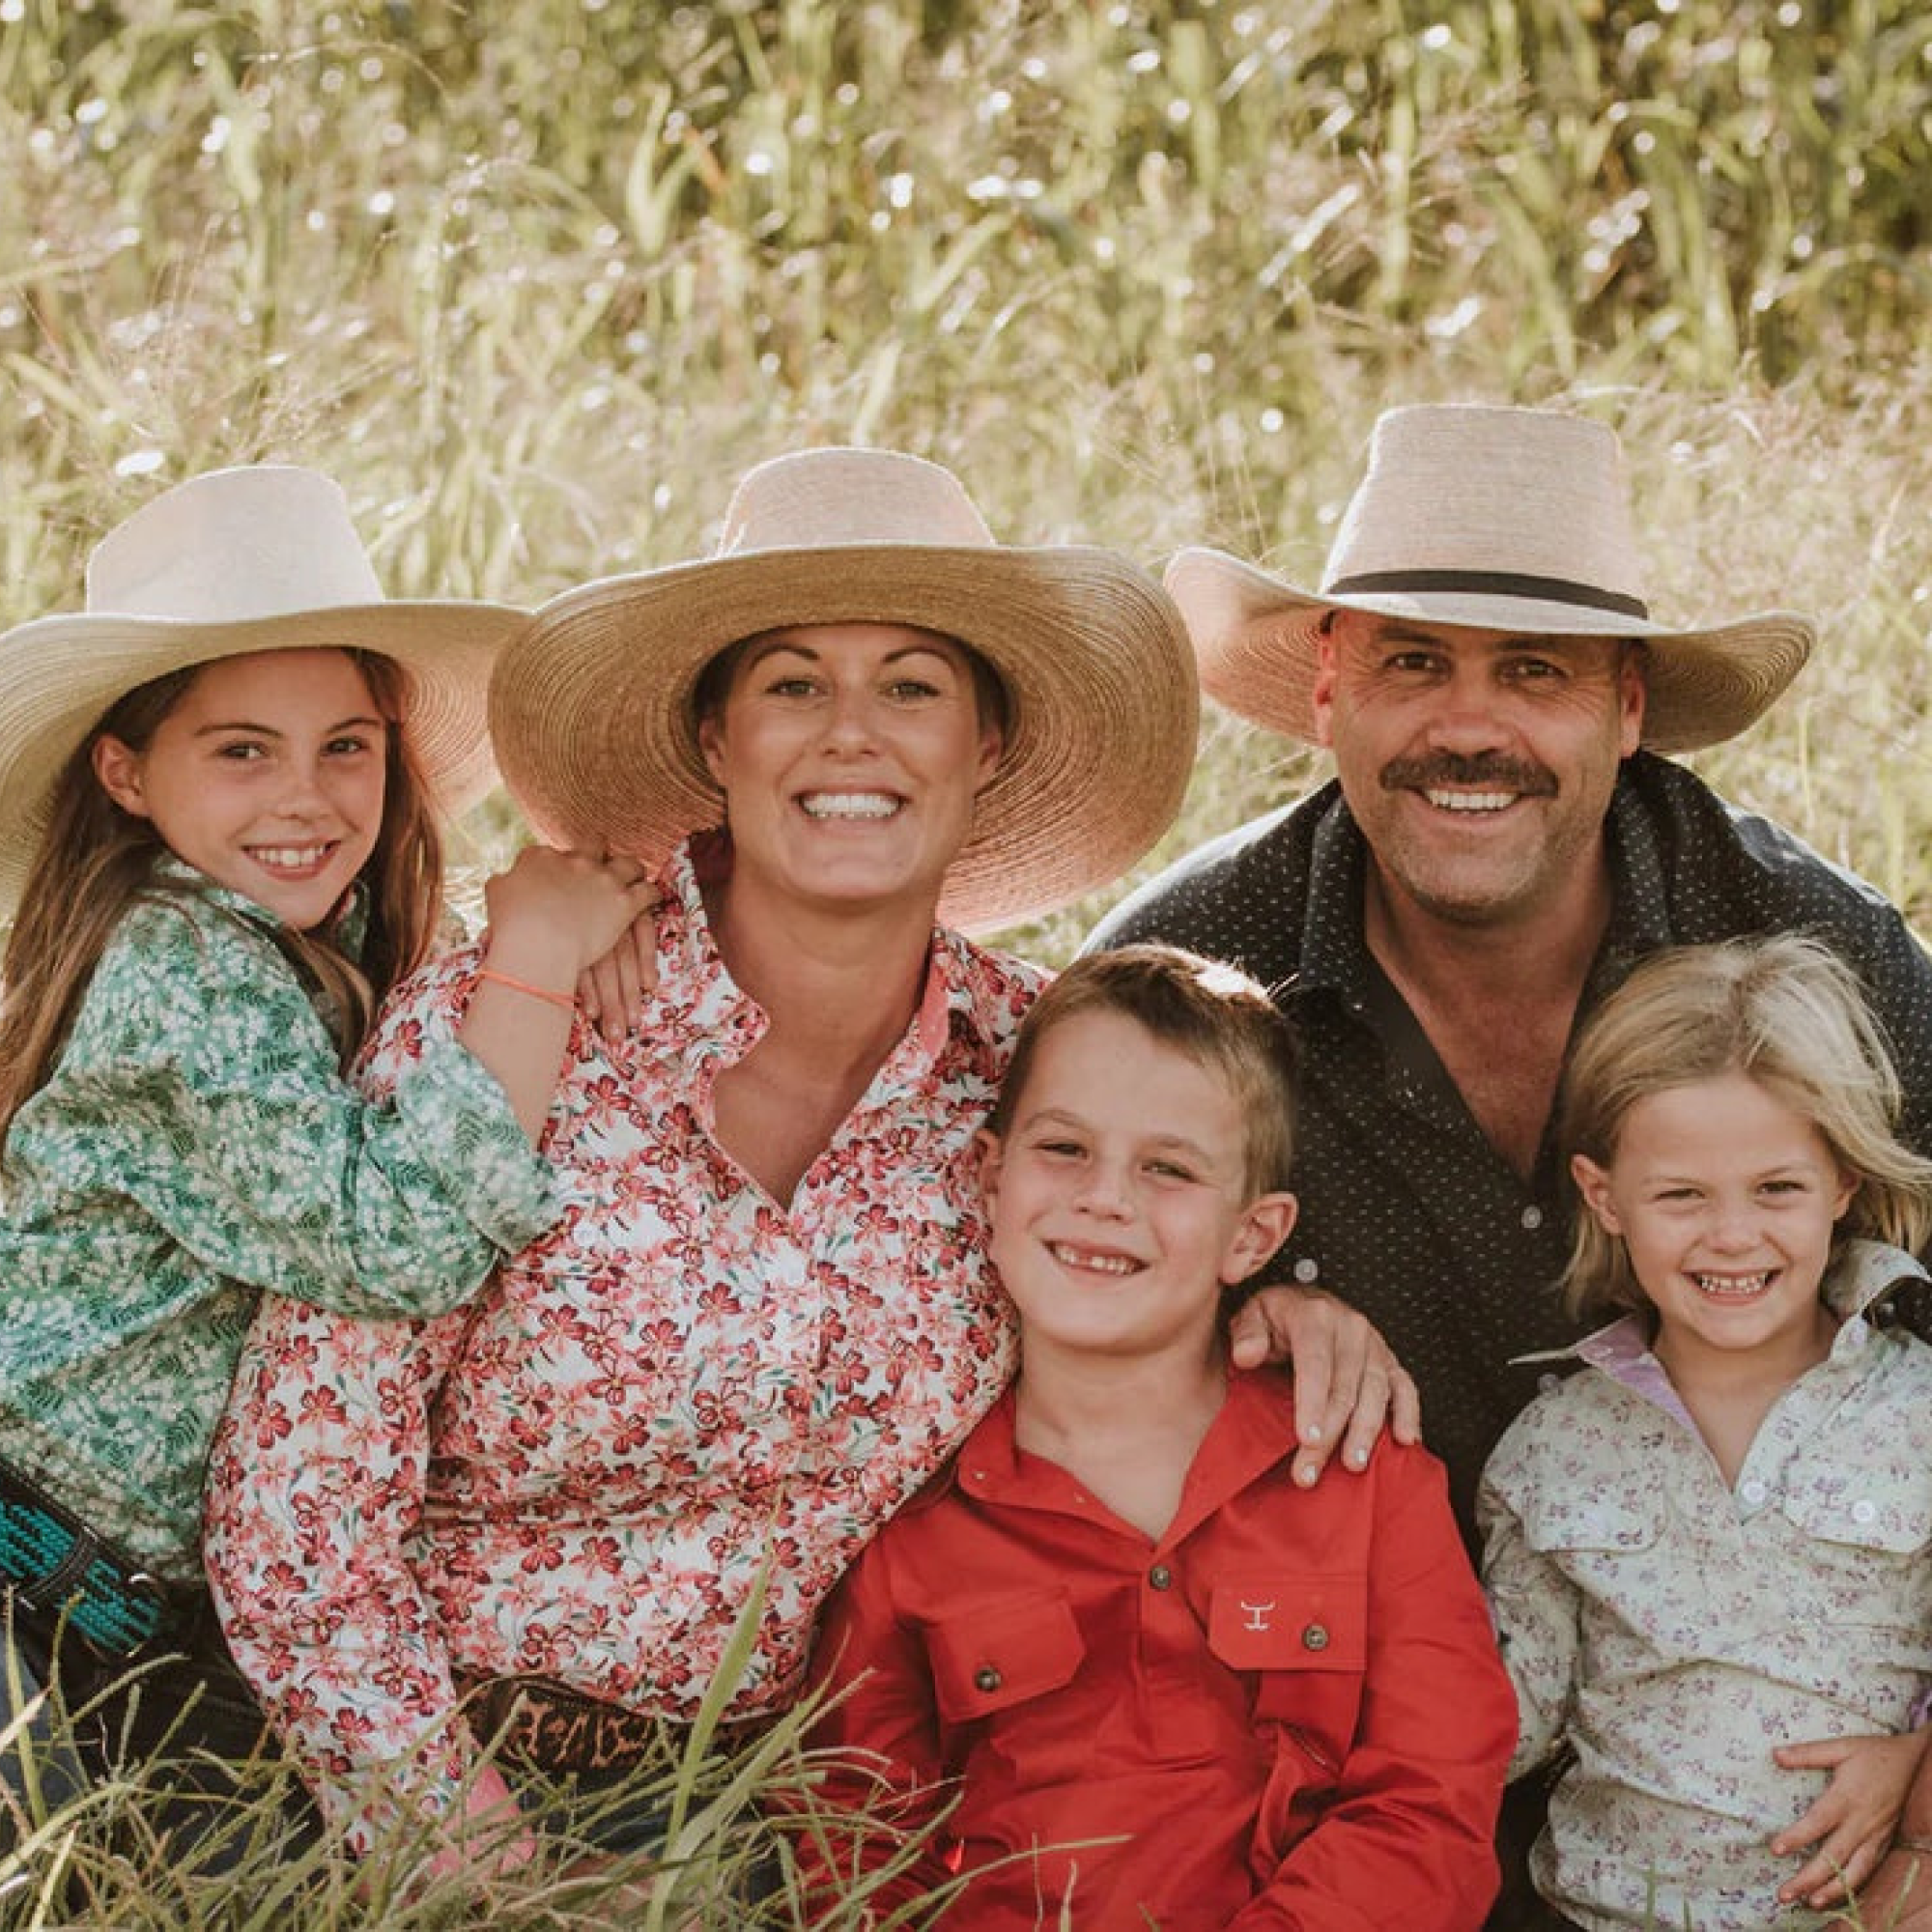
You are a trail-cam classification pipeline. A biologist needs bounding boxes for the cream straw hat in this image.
[491,447,1199,934]
[0,465,525,916]
[1168,404,1813,753]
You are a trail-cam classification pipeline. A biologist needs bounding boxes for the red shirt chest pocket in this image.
[927,1586,1086,1724]
[1211,1573,1368,1754]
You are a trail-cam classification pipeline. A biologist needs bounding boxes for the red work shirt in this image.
[805,1370,1514,1930]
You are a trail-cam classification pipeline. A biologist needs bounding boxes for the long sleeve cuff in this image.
[392,1039,559,1252]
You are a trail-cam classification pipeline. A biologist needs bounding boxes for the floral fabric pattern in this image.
[0,876,555,1582]
[1479,1241,1932,1931]
[205,840,1039,1840]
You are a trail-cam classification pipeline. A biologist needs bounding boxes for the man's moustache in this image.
[1378,755,1558,796]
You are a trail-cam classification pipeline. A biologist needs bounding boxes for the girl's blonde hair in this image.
[1558,934,1932,1319]
[0,649,443,1149]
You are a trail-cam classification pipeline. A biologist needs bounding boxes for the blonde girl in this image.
[0,466,652,1829]
[1479,934,1932,1931]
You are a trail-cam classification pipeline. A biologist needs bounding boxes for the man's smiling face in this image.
[1311,610,1645,930]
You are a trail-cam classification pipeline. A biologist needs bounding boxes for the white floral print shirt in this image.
[1479,1240,1932,1931]
[0,876,555,1583]
[205,840,1038,1841]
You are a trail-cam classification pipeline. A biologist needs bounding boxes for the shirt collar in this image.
[649,838,766,1054]
[1291,782,1371,998]
[1588,753,1677,987]
[1550,1239,1929,1383]
[919,922,1006,1059]
[1826,1236,1931,1323]
[945,1372,1305,1537]
[147,856,369,960]
[651,835,1008,1080]
[1291,756,1676,1005]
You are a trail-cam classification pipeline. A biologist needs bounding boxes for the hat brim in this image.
[492,543,1199,934]
[0,600,526,919]
[1166,547,1814,755]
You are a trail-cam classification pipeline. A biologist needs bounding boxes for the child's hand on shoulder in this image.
[482,846,659,990]
[1771,1725,1932,1909]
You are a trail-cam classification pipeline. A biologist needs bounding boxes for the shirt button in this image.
[1149,1564,1174,1591]
[1538,1373,1562,1395]
[1852,1498,1879,1525]
[1520,1205,1544,1232]
[1293,1258,1321,1284]
[974,1665,1002,1692]
[1302,1623,1330,1652]
[1740,1478,1768,1505]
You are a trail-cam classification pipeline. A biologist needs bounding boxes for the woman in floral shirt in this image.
[0,466,652,1833]
[204,447,1225,1866]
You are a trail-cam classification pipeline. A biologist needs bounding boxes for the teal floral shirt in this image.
[0,875,556,1583]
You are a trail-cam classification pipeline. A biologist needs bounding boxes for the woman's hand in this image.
[406,1763,539,1891]
[1226,1284,1420,1486]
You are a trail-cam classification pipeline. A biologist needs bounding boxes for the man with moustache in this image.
[1089,404,1932,1927]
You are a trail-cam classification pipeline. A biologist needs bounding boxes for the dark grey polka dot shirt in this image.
[1087,750,1932,1547]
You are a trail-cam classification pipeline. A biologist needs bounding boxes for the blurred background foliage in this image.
[4,0,1932,957]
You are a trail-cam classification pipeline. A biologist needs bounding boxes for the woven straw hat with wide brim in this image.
[1170,404,1814,754]
[0,465,526,917]
[491,448,1199,934]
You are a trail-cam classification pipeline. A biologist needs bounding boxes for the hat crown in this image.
[1324,405,1649,611]
[715,447,996,556]
[85,465,386,625]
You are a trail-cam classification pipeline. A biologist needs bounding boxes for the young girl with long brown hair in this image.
[0,465,653,1835]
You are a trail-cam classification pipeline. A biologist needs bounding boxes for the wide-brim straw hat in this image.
[1168,404,1814,754]
[0,464,526,916]
[491,447,1199,934]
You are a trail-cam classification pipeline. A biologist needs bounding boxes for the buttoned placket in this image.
[1730,1348,1860,1520]
[1288,801,1580,1295]
[958,1402,1294,1762]
[976,1467,1222,1758]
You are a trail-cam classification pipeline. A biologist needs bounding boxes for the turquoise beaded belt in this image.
[0,1459,171,1658]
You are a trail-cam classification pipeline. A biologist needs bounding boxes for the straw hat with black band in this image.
[490,447,1200,935]
[0,465,526,918]
[1167,404,1814,754]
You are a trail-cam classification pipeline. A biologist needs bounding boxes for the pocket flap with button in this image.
[1513,1485,1661,1557]
[1208,1575,1365,1673]
[1779,1462,1932,1554]
[927,1587,1085,1723]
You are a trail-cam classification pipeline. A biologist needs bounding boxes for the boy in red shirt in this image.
[803,945,1515,1929]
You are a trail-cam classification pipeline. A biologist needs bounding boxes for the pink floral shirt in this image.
[204,841,1039,1835]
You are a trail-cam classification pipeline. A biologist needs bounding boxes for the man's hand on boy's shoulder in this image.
[1229,1284,1421,1486]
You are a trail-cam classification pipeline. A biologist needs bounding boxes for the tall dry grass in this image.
[7,4,1932,967]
